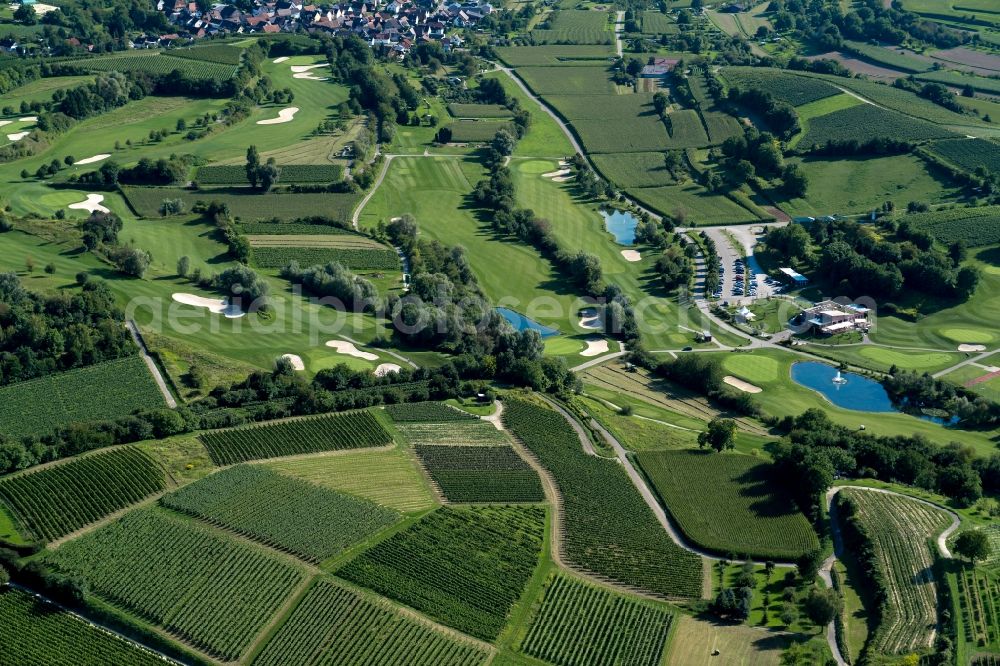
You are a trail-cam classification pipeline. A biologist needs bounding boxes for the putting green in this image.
[940,328,996,344]
[857,346,955,370]
[519,159,556,174]
[723,353,781,384]
[544,336,583,356]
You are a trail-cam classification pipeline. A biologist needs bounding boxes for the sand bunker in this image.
[293,72,328,81]
[75,153,111,165]
[0,120,11,128]
[578,308,602,330]
[272,56,290,63]
[257,107,299,125]
[280,354,305,371]
[959,344,987,352]
[67,193,110,214]
[325,339,379,360]
[290,63,329,73]
[552,175,573,182]
[580,337,610,357]
[6,131,29,141]
[18,116,37,122]
[172,293,245,318]
[542,168,571,179]
[620,249,641,262]
[375,363,402,376]
[723,375,762,394]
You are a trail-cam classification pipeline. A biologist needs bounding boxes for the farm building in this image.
[640,57,679,78]
[801,300,871,335]
[778,267,808,286]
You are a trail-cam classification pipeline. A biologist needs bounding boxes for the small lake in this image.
[790,362,896,413]
[497,307,559,338]
[600,209,638,246]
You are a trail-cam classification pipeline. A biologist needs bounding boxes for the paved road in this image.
[614,10,624,57]
[932,347,997,379]
[126,320,177,409]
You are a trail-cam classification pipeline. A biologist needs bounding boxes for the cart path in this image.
[127,320,177,409]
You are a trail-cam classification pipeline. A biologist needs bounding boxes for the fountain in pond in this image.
[832,370,848,385]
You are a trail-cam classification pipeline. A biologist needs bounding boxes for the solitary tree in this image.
[176,255,190,278]
[698,417,737,452]
[258,161,280,192]
[245,145,260,188]
[954,530,991,563]
[803,587,840,626]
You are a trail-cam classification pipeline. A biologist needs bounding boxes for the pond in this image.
[790,361,897,413]
[496,307,559,338]
[600,209,638,246]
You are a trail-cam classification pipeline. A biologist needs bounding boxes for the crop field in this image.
[265,446,437,513]
[0,355,165,439]
[636,450,819,560]
[336,505,545,640]
[48,508,305,661]
[592,152,676,188]
[239,222,351,234]
[161,465,400,563]
[0,588,165,666]
[200,410,392,464]
[798,103,954,148]
[904,205,1000,247]
[414,445,545,503]
[256,578,490,666]
[169,44,244,65]
[121,187,359,224]
[665,109,710,148]
[502,398,703,598]
[386,401,478,422]
[530,10,612,44]
[641,10,679,33]
[250,245,400,270]
[516,67,616,96]
[448,103,514,118]
[520,573,674,666]
[628,184,764,225]
[77,52,239,80]
[495,45,615,67]
[956,565,1000,648]
[397,420,512,446]
[701,111,744,144]
[918,70,1000,96]
[197,164,345,184]
[840,489,953,655]
[843,41,932,72]
[0,447,165,543]
[721,67,840,106]
[928,138,1000,176]
[447,121,512,142]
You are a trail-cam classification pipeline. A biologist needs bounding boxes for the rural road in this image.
[126,320,177,409]
[351,155,395,230]
[614,10,624,57]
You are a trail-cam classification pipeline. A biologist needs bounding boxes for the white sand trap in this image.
[558,160,570,167]
[0,120,11,128]
[375,363,402,376]
[958,344,987,352]
[75,153,111,165]
[17,116,37,122]
[67,193,110,214]
[293,72,328,81]
[172,293,245,318]
[26,3,56,15]
[580,337,610,357]
[325,339,379,360]
[280,354,305,371]
[620,249,642,262]
[579,308,602,330]
[272,56,290,63]
[257,107,299,125]
[724,375,762,394]
[542,168,571,179]
[6,131,29,141]
[552,175,573,182]
[290,63,328,73]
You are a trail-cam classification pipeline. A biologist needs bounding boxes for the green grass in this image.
[0,355,166,439]
[1,75,95,111]
[336,505,545,641]
[448,103,514,118]
[447,120,512,142]
[637,450,819,560]
[47,506,306,662]
[777,154,961,217]
[628,183,764,225]
[575,393,703,451]
[0,588,166,666]
[484,70,574,158]
[495,44,616,67]
[122,187,359,223]
[264,445,438,513]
